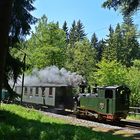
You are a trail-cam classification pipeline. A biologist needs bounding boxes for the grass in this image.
[0,104,137,140]
[127,114,140,120]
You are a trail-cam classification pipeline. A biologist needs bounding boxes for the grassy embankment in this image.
[0,104,137,140]
[127,114,140,120]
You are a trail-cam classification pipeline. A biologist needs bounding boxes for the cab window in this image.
[30,88,33,96]
[35,87,39,96]
[24,87,27,95]
[49,87,53,95]
[105,89,113,98]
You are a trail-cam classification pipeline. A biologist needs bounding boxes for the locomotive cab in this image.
[100,85,130,120]
[114,86,130,119]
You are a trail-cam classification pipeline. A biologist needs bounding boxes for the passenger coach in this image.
[15,84,74,109]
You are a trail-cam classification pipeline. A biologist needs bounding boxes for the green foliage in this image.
[91,33,98,48]
[66,39,96,83]
[102,0,140,16]
[62,21,69,43]
[4,0,36,99]
[30,45,65,69]
[132,59,140,69]
[127,114,140,120]
[91,33,101,62]
[26,15,67,71]
[63,21,68,33]
[69,20,86,47]
[69,20,77,47]
[0,104,131,140]
[121,17,140,66]
[76,20,86,41]
[103,20,140,67]
[10,0,37,43]
[126,60,140,106]
[93,59,127,86]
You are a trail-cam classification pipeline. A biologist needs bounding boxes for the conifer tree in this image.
[96,39,105,62]
[102,19,140,67]
[102,0,140,16]
[5,0,36,99]
[69,20,77,47]
[69,20,86,47]
[91,33,98,48]
[103,25,116,61]
[121,16,140,66]
[62,21,68,33]
[62,21,69,43]
[76,20,86,41]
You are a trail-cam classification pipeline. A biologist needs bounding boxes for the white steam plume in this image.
[17,66,83,87]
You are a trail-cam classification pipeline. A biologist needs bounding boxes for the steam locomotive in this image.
[73,82,130,121]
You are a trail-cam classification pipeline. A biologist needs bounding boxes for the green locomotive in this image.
[74,85,130,121]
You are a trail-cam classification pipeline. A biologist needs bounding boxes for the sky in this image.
[31,0,140,40]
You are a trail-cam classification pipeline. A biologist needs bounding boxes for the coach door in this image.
[105,89,113,114]
[45,87,55,106]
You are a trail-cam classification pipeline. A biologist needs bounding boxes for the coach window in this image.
[105,89,113,98]
[42,87,45,97]
[35,87,39,96]
[30,88,33,96]
[24,87,27,95]
[49,87,53,95]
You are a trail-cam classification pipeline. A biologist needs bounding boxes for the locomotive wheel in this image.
[76,114,81,118]
[114,118,121,122]
[98,114,105,122]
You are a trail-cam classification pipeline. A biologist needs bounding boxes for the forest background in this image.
[3,0,140,107]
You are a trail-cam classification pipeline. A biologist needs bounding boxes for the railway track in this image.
[56,109,140,132]
[120,120,140,131]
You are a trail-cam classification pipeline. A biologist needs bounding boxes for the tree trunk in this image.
[0,0,13,101]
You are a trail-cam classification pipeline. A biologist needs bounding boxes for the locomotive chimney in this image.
[79,80,87,93]
[93,84,97,93]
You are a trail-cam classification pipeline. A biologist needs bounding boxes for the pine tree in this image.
[69,20,86,47]
[69,20,77,47]
[102,0,140,16]
[121,16,140,66]
[62,21,69,43]
[103,25,116,61]
[91,33,98,48]
[10,0,37,45]
[91,33,106,62]
[76,20,86,41]
[62,21,68,33]
[102,19,140,67]
[113,23,123,62]
[6,0,36,99]
[96,39,105,62]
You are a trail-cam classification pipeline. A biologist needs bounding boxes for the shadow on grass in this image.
[0,110,139,140]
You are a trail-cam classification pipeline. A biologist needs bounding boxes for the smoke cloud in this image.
[17,66,83,87]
